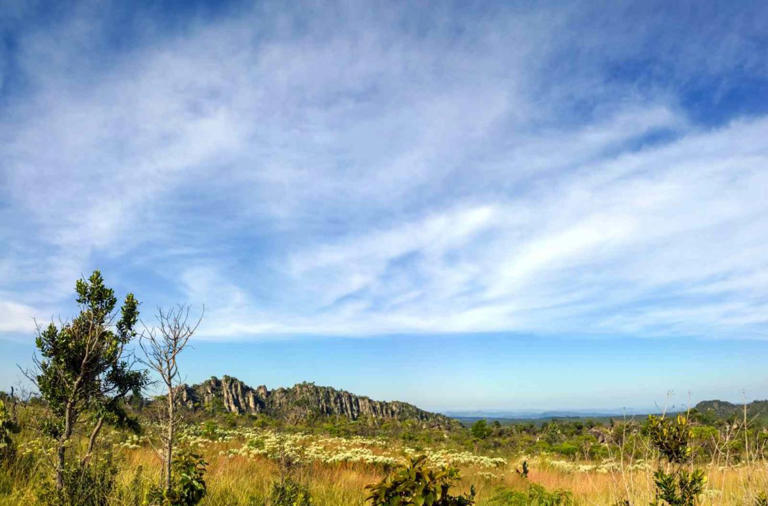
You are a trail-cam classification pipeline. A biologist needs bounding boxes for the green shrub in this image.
[366,455,475,505]
[201,420,220,440]
[470,420,491,440]
[0,400,19,463]
[553,442,579,457]
[147,449,207,505]
[38,458,117,506]
[647,415,706,506]
[646,415,691,464]
[268,477,312,506]
[651,468,706,506]
[488,483,575,505]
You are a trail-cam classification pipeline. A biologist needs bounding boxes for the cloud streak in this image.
[1,1,767,341]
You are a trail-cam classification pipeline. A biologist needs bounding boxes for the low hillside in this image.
[694,399,768,423]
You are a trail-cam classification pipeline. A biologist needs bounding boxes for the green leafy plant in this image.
[488,483,574,505]
[0,400,20,462]
[651,468,706,506]
[647,415,706,506]
[366,455,475,505]
[147,449,207,505]
[268,477,313,506]
[647,415,691,464]
[470,420,492,440]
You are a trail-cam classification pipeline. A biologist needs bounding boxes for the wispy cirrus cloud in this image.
[1,0,767,342]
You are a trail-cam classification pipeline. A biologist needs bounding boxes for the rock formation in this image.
[175,376,453,427]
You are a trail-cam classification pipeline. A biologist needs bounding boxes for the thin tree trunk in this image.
[80,416,105,467]
[165,386,174,494]
[57,401,75,490]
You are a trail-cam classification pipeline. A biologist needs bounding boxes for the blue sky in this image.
[1,0,768,411]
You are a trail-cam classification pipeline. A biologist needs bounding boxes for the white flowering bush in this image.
[173,425,508,472]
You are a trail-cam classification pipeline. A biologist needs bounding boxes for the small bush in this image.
[647,415,706,506]
[200,421,220,441]
[651,468,706,506]
[470,420,491,440]
[147,449,207,505]
[0,400,19,463]
[489,483,575,505]
[38,458,117,506]
[268,477,312,506]
[646,415,691,464]
[366,455,475,505]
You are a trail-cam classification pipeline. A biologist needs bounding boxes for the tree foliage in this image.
[32,270,147,488]
[647,415,692,464]
[470,420,491,440]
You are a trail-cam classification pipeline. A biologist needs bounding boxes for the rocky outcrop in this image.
[176,376,453,427]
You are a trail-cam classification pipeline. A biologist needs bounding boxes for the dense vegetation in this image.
[1,272,767,504]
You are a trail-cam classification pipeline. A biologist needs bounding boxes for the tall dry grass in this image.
[108,443,768,505]
[3,401,768,505]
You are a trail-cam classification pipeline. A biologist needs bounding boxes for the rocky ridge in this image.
[176,376,454,427]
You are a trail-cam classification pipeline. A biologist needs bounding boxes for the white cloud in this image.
[0,300,37,333]
[1,2,767,341]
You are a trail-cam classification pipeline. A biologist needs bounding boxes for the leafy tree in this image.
[366,455,475,505]
[30,270,147,489]
[470,419,491,440]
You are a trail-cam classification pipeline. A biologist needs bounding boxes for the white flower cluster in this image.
[117,434,148,449]
[418,449,506,469]
[174,426,508,471]
[521,456,651,474]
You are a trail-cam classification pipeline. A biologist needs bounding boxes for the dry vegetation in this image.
[3,401,768,505]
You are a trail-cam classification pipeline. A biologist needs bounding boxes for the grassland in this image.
[2,400,768,505]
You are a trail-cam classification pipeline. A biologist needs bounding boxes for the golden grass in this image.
[107,443,768,505]
[4,420,768,505]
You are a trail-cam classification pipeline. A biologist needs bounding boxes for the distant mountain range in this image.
[444,408,655,421]
[175,376,455,428]
[447,400,768,423]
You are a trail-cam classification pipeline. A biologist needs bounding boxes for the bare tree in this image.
[140,305,203,496]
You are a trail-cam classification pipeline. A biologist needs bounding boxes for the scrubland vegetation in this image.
[4,398,768,505]
[1,271,767,505]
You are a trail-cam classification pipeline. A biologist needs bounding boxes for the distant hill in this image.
[693,399,768,423]
[175,376,455,428]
